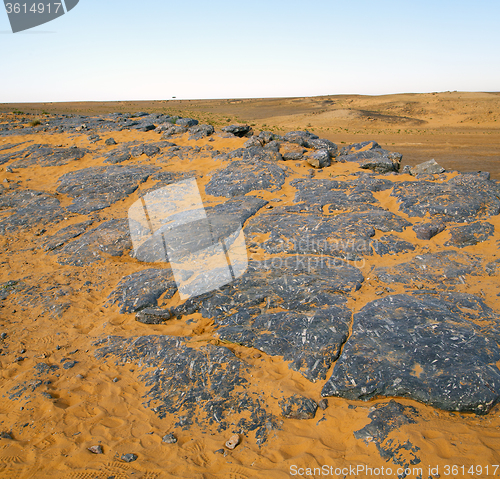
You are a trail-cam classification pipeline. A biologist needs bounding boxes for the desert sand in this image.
[3,91,499,178]
[0,93,499,479]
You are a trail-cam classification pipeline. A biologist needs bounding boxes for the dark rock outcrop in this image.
[57,165,156,214]
[205,159,287,198]
[322,293,500,414]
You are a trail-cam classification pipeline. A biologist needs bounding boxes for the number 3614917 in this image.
[5,3,63,14]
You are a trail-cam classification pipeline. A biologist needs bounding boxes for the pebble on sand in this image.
[121,453,138,462]
[225,434,240,450]
[88,445,103,454]
[162,433,177,444]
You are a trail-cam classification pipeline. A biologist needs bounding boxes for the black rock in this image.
[279,395,317,419]
[410,159,445,175]
[374,251,483,288]
[227,146,282,162]
[161,124,188,138]
[257,131,279,144]
[0,189,65,234]
[55,219,131,266]
[306,138,338,156]
[305,149,331,168]
[391,174,500,223]
[221,124,253,137]
[136,308,171,324]
[188,124,214,140]
[445,221,495,247]
[243,137,263,148]
[372,234,416,256]
[105,138,117,146]
[283,131,319,146]
[245,209,410,260]
[412,222,446,240]
[121,453,138,463]
[3,144,87,168]
[130,144,161,158]
[205,159,287,198]
[137,124,156,132]
[194,257,360,381]
[176,118,199,128]
[43,220,94,252]
[57,165,156,214]
[106,269,177,313]
[63,360,77,369]
[264,140,281,153]
[322,293,500,414]
[104,151,131,164]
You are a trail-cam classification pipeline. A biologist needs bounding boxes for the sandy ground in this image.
[0,94,499,479]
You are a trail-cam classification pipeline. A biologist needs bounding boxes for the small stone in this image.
[214,448,225,455]
[1,333,7,340]
[305,149,331,168]
[6,166,13,173]
[88,445,103,454]
[0,432,12,439]
[318,399,328,410]
[63,360,77,369]
[19,349,26,354]
[135,308,171,325]
[113,377,119,383]
[225,434,240,450]
[410,159,445,176]
[253,353,261,359]
[105,138,117,146]
[121,453,137,463]
[162,433,177,444]
[76,374,84,379]
[15,356,24,362]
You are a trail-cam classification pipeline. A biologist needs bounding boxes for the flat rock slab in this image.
[291,177,394,213]
[0,189,65,234]
[94,335,280,444]
[54,219,131,266]
[374,251,484,288]
[9,146,87,168]
[43,220,94,252]
[205,159,287,198]
[245,209,411,260]
[191,257,361,381]
[322,293,500,414]
[57,165,157,214]
[106,268,177,313]
[445,221,495,247]
[391,174,500,223]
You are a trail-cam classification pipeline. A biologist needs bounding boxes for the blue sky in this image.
[1,0,499,102]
